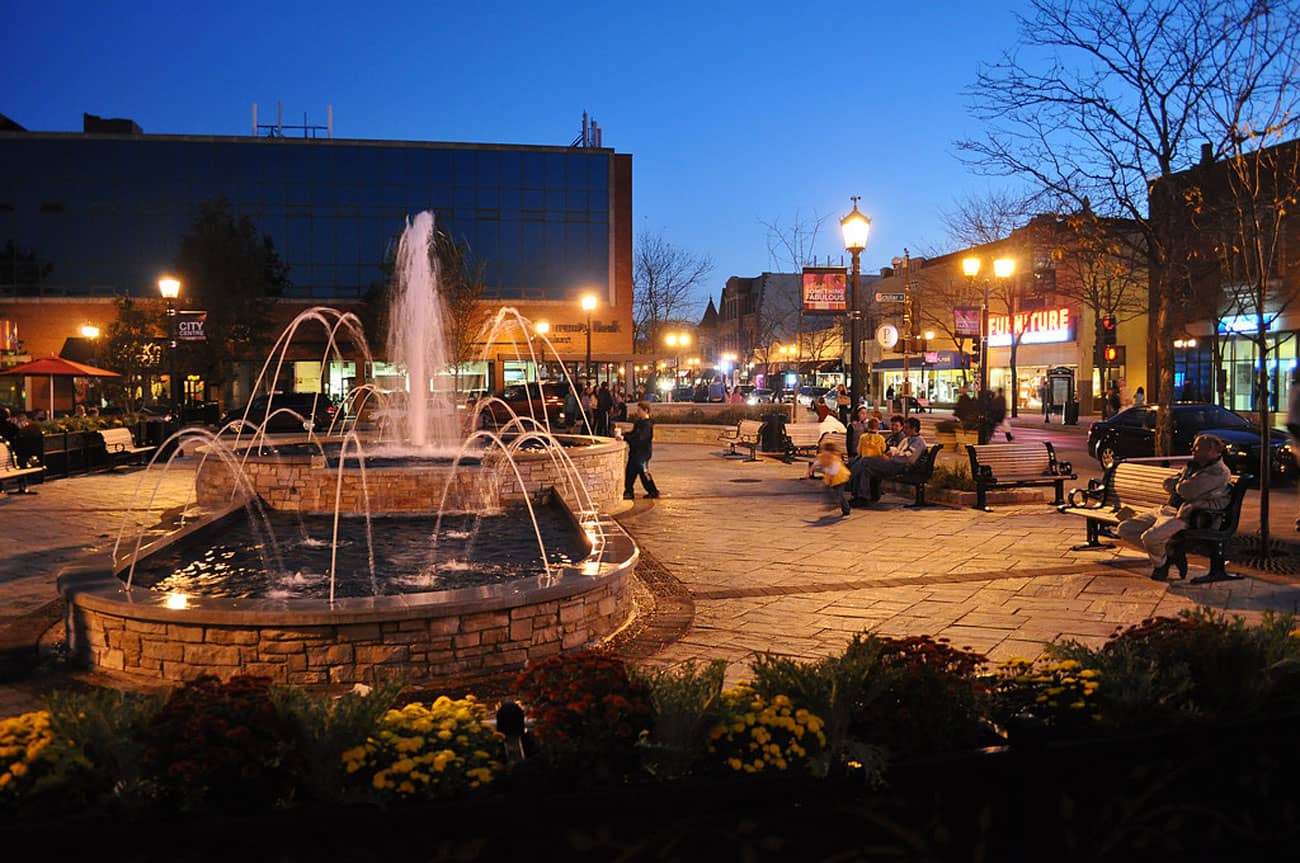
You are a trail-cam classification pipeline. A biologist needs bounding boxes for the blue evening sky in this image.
[8,0,1033,309]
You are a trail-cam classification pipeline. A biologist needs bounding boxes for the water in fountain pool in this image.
[129,504,586,600]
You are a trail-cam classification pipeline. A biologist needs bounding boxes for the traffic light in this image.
[1101,315,1117,346]
[971,334,981,353]
[1104,344,1119,364]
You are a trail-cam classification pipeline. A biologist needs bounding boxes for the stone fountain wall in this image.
[58,516,640,687]
[195,436,628,514]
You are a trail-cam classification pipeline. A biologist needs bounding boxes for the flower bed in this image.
[4,608,1300,860]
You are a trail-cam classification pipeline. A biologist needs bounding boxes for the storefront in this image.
[1177,313,1300,418]
[985,305,1083,414]
[873,350,974,405]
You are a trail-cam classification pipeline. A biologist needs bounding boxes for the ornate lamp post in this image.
[158,276,181,415]
[664,331,690,401]
[961,256,1014,396]
[580,294,597,383]
[839,198,871,411]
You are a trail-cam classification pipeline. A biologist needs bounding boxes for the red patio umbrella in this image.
[0,356,122,416]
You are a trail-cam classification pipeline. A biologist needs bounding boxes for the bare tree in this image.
[633,229,713,351]
[760,209,832,273]
[939,190,1033,249]
[1051,208,1150,406]
[958,0,1300,456]
[1188,135,1300,551]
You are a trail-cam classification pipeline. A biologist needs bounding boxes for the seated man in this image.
[850,416,926,503]
[882,414,905,450]
[1115,433,1233,580]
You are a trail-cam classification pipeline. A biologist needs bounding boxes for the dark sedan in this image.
[1086,402,1297,480]
[220,393,338,434]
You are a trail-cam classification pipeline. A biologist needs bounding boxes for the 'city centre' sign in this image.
[177,311,208,341]
[987,307,1073,346]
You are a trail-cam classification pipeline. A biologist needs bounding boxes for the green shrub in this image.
[272,680,405,804]
[631,660,727,780]
[929,463,976,491]
[747,639,889,784]
[1046,609,1300,726]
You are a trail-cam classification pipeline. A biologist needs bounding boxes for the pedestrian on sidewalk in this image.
[835,383,851,425]
[806,436,851,516]
[622,401,660,500]
[992,388,1013,441]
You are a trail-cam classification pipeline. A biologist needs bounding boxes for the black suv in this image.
[220,393,338,434]
[1086,402,1297,480]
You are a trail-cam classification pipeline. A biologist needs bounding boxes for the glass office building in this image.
[0,131,621,302]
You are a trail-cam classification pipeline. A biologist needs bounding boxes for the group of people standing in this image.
[805,407,928,516]
[563,381,643,437]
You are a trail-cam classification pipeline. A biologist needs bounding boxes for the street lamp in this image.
[961,256,1014,396]
[580,294,598,383]
[839,197,871,411]
[158,276,181,414]
[664,331,690,400]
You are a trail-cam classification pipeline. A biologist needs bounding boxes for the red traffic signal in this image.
[1101,315,1116,330]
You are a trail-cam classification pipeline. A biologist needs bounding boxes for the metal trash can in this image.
[761,413,787,454]
[1064,398,1080,426]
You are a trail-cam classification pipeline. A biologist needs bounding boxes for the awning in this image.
[872,350,969,372]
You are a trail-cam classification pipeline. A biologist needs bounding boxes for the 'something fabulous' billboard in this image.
[801,267,848,313]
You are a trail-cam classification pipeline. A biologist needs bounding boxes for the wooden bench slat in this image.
[0,441,44,493]
[965,441,1076,510]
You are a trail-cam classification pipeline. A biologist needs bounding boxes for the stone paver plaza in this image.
[2,435,1300,716]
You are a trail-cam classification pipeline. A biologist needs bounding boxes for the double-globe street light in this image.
[158,276,181,415]
[960,256,1014,395]
[839,198,871,411]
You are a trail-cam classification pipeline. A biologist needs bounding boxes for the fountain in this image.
[57,211,638,688]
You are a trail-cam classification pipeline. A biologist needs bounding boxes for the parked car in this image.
[220,393,338,434]
[746,388,774,405]
[477,381,569,428]
[1086,402,1297,480]
[796,386,831,410]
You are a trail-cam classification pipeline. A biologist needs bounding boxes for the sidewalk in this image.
[2,441,1299,718]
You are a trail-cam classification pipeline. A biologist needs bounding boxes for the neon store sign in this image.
[987,307,1073,347]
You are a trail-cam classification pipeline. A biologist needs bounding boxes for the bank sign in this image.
[987,307,1074,347]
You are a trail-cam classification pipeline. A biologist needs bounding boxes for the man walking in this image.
[622,401,660,500]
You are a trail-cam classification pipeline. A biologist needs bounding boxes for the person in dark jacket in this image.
[595,381,614,436]
[622,400,660,499]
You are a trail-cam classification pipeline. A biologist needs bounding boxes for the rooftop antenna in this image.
[252,102,333,139]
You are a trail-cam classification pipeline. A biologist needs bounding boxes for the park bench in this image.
[880,443,944,507]
[1056,461,1250,584]
[965,441,1076,511]
[0,440,44,494]
[98,427,156,469]
[718,419,765,461]
[782,422,834,460]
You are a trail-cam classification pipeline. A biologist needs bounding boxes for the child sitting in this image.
[806,437,851,516]
[855,417,886,459]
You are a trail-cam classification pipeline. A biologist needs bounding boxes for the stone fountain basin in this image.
[56,500,639,687]
[195,433,629,515]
